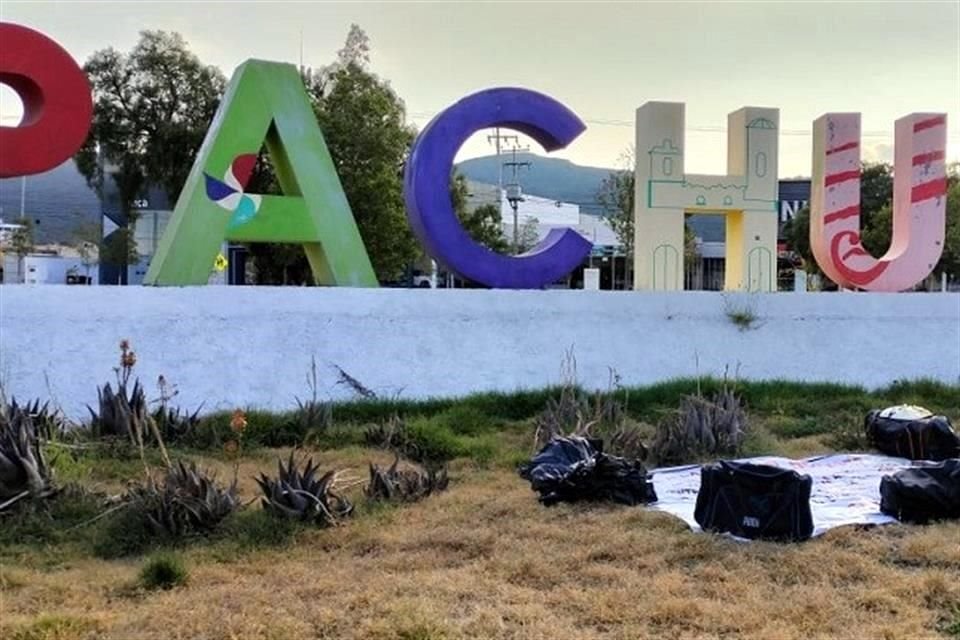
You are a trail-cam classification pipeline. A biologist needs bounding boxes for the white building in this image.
[2,246,98,285]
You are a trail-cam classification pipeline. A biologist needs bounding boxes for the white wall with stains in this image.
[1,286,957,420]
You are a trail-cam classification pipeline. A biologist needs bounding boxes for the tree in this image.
[515,217,541,254]
[784,162,960,284]
[859,162,893,226]
[596,148,635,259]
[305,25,419,282]
[861,164,960,284]
[465,204,510,254]
[782,205,816,276]
[246,243,314,285]
[75,31,225,279]
[597,147,698,286]
[450,172,508,253]
[10,218,33,283]
[70,219,102,281]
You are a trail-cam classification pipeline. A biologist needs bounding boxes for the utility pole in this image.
[502,146,531,253]
[487,129,518,195]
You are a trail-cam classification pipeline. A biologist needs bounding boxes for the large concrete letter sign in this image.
[634,103,780,291]
[811,113,947,291]
[404,88,592,288]
[145,60,376,286]
[0,23,92,177]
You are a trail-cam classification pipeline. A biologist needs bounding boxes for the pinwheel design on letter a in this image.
[204,154,261,228]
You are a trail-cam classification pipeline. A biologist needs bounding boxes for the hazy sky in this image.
[2,0,959,178]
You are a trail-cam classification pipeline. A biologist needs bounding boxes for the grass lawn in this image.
[2,379,959,639]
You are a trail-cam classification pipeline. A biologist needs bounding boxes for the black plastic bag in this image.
[865,407,960,461]
[518,436,657,506]
[880,459,960,524]
[694,461,814,542]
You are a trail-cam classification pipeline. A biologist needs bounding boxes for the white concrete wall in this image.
[1,286,957,420]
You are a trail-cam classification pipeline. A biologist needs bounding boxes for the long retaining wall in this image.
[1,286,958,420]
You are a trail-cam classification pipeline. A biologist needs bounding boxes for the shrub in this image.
[366,416,465,466]
[216,509,301,552]
[366,456,449,503]
[432,404,495,436]
[138,552,189,590]
[128,461,239,538]
[364,414,409,451]
[650,387,748,465]
[0,485,103,548]
[405,418,464,465]
[92,502,157,559]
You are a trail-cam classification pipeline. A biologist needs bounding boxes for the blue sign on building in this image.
[778,179,811,223]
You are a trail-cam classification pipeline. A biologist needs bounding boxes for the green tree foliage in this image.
[249,25,419,284]
[597,148,698,284]
[596,149,635,258]
[98,227,140,270]
[859,162,894,226]
[449,172,508,253]
[10,217,34,283]
[75,31,225,279]
[784,162,960,283]
[467,204,509,253]
[515,217,541,254]
[246,244,313,285]
[782,206,817,275]
[76,31,226,211]
[308,25,418,282]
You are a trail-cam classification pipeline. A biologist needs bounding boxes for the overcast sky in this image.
[2,0,958,177]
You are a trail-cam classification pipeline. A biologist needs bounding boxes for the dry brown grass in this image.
[2,447,959,640]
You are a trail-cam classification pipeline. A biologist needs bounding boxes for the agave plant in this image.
[0,402,56,510]
[152,404,203,443]
[366,456,449,503]
[256,453,353,525]
[5,397,67,442]
[88,380,150,445]
[129,461,238,537]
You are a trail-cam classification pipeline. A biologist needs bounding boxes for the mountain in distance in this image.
[456,153,616,215]
[0,159,100,244]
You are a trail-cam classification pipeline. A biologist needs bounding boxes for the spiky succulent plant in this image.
[152,404,203,443]
[0,401,56,510]
[88,380,150,444]
[256,453,353,525]
[129,461,238,537]
[366,456,449,503]
[6,397,67,441]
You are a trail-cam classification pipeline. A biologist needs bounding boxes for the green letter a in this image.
[144,60,377,286]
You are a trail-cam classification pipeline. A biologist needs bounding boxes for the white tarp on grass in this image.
[649,453,915,537]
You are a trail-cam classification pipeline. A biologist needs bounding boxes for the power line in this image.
[409,111,960,140]
[486,129,518,192]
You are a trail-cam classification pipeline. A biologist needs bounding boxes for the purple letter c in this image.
[403,88,593,289]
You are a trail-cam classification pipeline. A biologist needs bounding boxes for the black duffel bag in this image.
[518,436,658,506]
[879,459,960,524]
[865,406,960,461]
[694,461,814,541]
